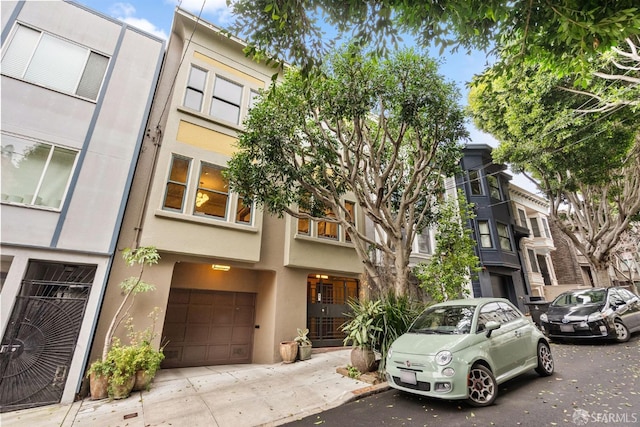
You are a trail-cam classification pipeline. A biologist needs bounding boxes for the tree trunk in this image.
[591,265,613,288]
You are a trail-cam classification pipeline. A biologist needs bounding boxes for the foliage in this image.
[87,358,113,379]
[102,246,160,360]
[228,0,640,78]
[225,47,467,296]
[346,365,361,379]
[414,191,481,302]
[372,292,424,373]
[294,328,312,347]
[468,63,640,285]
[340,299,383,350]
[125,308,165,377]
[104,339,138,389]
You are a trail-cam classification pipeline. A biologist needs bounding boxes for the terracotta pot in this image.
[110,375,135,400]
[89,372,109,400]
[132,370,153,392]
[350,347,376,373]
[298,344,312,361]
[279,341,298,363]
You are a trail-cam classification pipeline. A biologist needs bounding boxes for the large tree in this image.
[225,48,468,296]
[228,0,640,76]
[468,65,640,286]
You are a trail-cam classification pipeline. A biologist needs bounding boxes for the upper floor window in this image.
[527,249,540,273]
[517,208,527,228]
[417,229,432,254]
[486,175,502,200]
[477,220,493,248]
[496,222,512,251]
[210,76,242,124]
[184,66,207,111]
[542,218,551,238]
[344,201,355,242]
[2,24,108,101]
[530,217,541,237]
[163,155,191,212]
[469,170,483,195]
[248,89,260,110]
[1,136,77,209]
[296,201,355,244]
[195,163,228,219]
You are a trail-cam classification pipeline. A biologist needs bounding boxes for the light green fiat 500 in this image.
[386,298,554,407]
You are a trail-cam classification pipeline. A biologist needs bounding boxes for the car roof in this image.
[429,297,513,308]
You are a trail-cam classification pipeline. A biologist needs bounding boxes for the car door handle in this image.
[514,330,521,337]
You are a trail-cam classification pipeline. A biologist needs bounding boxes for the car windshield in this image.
[409,305,476,335]
[552,289,606,306]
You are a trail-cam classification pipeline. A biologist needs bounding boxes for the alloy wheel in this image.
[466,365,497,407]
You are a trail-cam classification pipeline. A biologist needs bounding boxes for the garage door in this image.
[161,289,256,368]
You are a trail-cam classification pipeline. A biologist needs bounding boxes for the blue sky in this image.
[76,0,537,192]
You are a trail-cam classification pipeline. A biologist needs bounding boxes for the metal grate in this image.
[0,262,95,413]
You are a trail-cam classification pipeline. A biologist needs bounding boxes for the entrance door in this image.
[0,262,95,413]
[307,275,358,347]
[161,289,256,368]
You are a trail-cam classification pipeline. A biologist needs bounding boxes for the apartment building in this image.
[0,1,164,410]
[88,8,365,372]
[456,145,532,311]
[509,184,559,300]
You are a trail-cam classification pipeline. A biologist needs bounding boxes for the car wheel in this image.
[614,320,630,343]
[466,365,497,407]
[535,341,554,376]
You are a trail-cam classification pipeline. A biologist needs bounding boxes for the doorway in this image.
[306,275,358,347]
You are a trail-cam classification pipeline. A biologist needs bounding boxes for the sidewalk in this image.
[1,349,388,427]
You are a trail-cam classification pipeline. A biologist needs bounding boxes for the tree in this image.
[414,191,481,303]
[227,0,640,77]
[468,65,640,287]
[225,47,468,296]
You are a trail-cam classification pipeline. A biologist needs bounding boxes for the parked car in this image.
[386,298,553,407]
[539,287,640,343]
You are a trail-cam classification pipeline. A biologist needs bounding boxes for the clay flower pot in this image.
[279,341,298,363]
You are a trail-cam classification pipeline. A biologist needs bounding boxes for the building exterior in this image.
[0,1,164,410]
[509,184,559,300]
[88,8,366,372]
[455,145,532,311]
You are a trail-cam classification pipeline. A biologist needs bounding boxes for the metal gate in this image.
[0,261,95,413]
[307,275,358,347]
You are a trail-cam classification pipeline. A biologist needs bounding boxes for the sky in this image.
[75,0,538,193]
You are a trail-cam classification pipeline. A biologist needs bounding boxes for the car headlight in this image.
[387,348,393,359]
[435,350,453,366]
[539,313,548,323]
[587,312,604,322]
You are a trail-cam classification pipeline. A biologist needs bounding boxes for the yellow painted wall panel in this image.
[194,51,264,87]
[176,120,236,155]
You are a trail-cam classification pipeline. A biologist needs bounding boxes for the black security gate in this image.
[0,261,95,413]
[307,275,358,347]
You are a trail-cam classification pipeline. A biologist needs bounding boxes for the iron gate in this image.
[0,262,95,412]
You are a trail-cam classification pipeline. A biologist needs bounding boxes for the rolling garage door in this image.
[161,289,256,368]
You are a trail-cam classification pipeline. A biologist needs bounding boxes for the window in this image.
[518,208,527,228]
[1,136,76,209]
[477,221,493,248]
[498,302,521,322]
[527,249,539,273]
[496,223,512,251]
[184,66,207,111]
[2,24,108,100]
[318,209,338,240]
[194,163,228,219]
[248,89,260,110]
[469,170,483,195]
[417,229,432,254]
[344,201,355,242]
[163,155,191,212]
[530,217,541,237]
[210,76,242,124]
[486,175,502,200]
[235,196,252,224]
[542,218,551,238]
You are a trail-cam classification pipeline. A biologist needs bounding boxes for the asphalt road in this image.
[284,334,639,427]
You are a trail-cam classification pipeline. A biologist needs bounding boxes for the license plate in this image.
[400,370,417,385]
[560,324,574,332]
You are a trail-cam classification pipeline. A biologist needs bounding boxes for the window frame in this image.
[477,220,493,248]
[193,162,230,220]
[162,154,192,213]
[486,174,502,200]
[2,23,109,101]
[496,222,512,251]
[183,65,207,111]
[468,170,483,196]
[209,75,243,124]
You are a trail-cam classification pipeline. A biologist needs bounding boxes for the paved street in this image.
[284,334,640,426]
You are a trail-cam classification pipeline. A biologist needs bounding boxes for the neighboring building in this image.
[0,1,164,411]
[88,8,365,372]
[509,184,559,300]
[455,145,531,311]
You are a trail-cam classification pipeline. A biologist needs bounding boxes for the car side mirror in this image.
[485,321,501,338]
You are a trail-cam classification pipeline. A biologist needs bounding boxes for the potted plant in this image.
[131,341,165,391]
[279,341,298,363]
[294,328,312,361]
[86,358,112,400]
[105,340,138,399]
[87,246,160,397]
[340,298,383,373]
